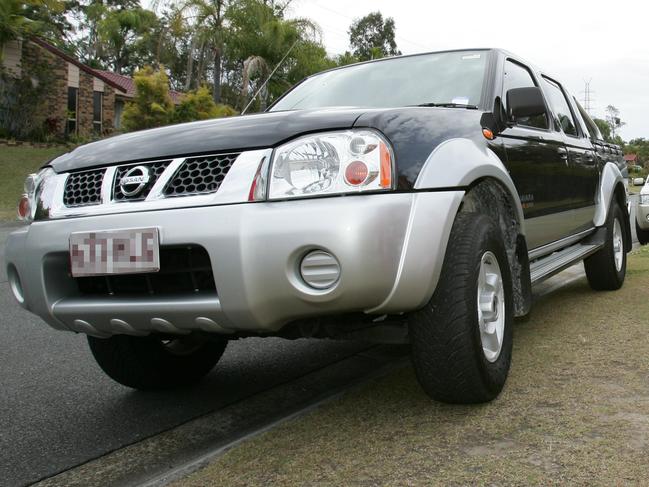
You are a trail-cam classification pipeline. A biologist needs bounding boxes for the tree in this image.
[625,138,649,167]
[594,118,612,142]
[0,0,68,56]
[177,0,228,101]
[605,105,625,139]
[224,0,321,110]
[79,1,159,74]
[348,11,400,61]
[335,51,359,67]
[121,66,174,131]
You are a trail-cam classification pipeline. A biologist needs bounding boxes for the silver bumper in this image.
[5,192,463,337]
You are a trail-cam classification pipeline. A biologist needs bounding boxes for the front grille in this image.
[113,160,172,201]
[75,246,216,297]
[163,153,239,197]
[63,169,105,207]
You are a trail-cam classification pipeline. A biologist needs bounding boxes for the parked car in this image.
[5,49,631,404]
[633,177,645,186]
[636,181,649,245]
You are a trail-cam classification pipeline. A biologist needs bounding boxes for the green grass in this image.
[177,248,649,486]
[0,146,68,220]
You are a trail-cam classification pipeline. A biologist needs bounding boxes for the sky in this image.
[286,0,649,141]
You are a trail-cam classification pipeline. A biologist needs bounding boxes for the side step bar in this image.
[530,242,602,284]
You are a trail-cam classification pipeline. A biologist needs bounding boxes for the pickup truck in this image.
[6,49,631,404]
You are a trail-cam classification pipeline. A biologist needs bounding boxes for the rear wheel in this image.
[585,200,627,291]
[88,333,227,390]
[637,219,649,246]
[408,212,513,404]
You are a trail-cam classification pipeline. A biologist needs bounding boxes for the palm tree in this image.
[177,0,227,102]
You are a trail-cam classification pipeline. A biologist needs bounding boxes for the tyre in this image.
[584,200,627,291]
[88,333,228,390]
[637,219,649,246]
[408,212,513,404]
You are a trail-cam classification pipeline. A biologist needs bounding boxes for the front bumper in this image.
[5,192,463,337]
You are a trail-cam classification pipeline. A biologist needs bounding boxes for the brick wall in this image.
[21,41,68,138]
[16,40,117,139]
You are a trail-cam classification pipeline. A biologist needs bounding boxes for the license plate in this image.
[70,228,160,277]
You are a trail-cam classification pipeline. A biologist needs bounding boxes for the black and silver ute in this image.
[7,49,629,403]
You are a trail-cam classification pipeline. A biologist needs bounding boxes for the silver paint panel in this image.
[594,162,625,227]
[5,192,461,335]
[414,138,526,234]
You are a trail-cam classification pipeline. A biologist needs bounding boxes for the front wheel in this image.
[584,200,628,291]
[88,333,227,390]
[408,212,513,404]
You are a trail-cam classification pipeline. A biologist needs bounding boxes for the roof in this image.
[624,154,638,162]
[30,37,126,93]
[94,70,184,104]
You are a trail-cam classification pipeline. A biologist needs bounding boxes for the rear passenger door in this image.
[540,76,598,233]
[499,59,576,250]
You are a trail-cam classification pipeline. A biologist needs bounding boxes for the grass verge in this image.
[0,146,67,220]
[177,247,649,486]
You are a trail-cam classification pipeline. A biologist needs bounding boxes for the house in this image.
[624,153,639,168]
[0,37,183,138]
[1,37,125,138]
[93,71,184,129]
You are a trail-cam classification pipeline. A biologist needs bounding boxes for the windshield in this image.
[270,50,489,112]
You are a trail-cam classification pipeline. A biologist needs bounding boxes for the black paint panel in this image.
[49,108,368,172]
[353,108,485,189]
[48,106,487,191]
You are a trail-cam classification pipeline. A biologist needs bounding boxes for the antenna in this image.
[242,39,299,115]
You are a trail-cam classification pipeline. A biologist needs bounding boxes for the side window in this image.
[541,77,578,137]
[574,98,602,140]
[502,60,548,129]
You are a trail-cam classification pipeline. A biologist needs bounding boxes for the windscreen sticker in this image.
[452,97,470,105]
[461,54,481,60]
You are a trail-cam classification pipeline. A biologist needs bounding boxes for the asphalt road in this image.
[0,221,378,486]
[0,196,641,487]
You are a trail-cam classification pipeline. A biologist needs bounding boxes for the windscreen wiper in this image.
[413,102,479,109]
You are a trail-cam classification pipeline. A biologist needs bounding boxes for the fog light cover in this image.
[300,250,341,290]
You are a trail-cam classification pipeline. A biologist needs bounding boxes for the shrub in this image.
[121,66,174,132]
[173,86,237,124]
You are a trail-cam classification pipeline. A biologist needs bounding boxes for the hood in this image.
[49,106,487,189]
[49,108,367,173]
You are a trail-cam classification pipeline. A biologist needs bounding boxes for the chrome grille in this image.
[113,160,171,202]
[63,169,105,207]
[163,153,239,197]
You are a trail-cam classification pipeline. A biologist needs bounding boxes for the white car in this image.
[633,177,645,186]
[637,182,649,245]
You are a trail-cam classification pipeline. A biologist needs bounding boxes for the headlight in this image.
[640,194,649,205]
[262,130,394,200]
[17,167,55,222]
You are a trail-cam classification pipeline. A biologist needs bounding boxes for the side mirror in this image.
[506,87,546,119]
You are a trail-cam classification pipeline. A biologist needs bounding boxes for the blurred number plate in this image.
[70,228,160,277]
